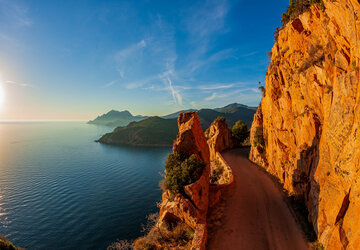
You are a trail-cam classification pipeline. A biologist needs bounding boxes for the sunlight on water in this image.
[0,122,171,249]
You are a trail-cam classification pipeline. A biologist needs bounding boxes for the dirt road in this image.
[208,148,309,250]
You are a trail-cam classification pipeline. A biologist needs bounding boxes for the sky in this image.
[0,0,288,121]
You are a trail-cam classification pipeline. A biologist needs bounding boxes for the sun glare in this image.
[0,80,4,108]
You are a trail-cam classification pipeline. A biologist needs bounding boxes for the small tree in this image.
[253,126,265,148]
[215,116,226,123]
[232,120,248,144]
[163,152,205,194]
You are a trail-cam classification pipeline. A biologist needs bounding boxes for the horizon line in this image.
[0,120,88,122]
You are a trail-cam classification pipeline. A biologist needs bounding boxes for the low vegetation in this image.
[107,240,134,250]
[0,235,21,250]
[98,117,178,146]
[162,152,205,195]
[134,213,194,250]
[215,116,226,123]
[210,160,225,184]
[299,44,325,73]
[253,126,265,148]
[281,0,325,25]
[232,120,249,145]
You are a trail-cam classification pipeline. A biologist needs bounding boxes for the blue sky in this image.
[0,0,288,120]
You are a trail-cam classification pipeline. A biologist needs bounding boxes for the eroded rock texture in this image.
[205,118,233,162]
[250,1,360,249]
[160,112,210,249]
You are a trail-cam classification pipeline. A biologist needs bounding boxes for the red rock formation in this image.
[160,111,210,249]
[173,112,210,166]
[205,118,233,162]
[250,1,360,249]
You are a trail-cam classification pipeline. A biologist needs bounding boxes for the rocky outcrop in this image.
[250,0,360,249]
[160,112,210,249]
[205,118,233,162]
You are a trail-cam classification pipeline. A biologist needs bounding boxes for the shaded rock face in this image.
[205,119,233,162]
[173,112,210,166]
[160,112,210,249]
[250,1,360,249]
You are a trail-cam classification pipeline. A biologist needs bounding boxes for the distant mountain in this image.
[97,117,178,146]
[161,109,197,119]
[96,103,257,147]
[88,110,148,127]
[215,103,257,113]
[199,104,256,128]
[89,103,256,128]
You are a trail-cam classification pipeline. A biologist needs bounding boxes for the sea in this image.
[0,122,171,249]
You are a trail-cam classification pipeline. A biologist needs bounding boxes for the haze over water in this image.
[0,122,171,249]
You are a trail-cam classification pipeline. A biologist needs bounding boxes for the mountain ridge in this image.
[97,103,256,147]
[89,103,256,128]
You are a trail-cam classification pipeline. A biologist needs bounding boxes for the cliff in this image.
[250,0,360,249]
[160,112,210,249]
[205,118,233,162]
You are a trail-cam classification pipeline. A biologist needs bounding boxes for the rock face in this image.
[205,118,233,162]
[160,112,210,249]
[250,1,360,249]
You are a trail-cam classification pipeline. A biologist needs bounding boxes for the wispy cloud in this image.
[167,77,182,105]
[205,92,228,101]
[5,80,31,87]
[185,0,228,40]
[115,40,146,60]
[114,40,147,77]
[198,84,234,90]
[241,51,258,57]
[0,1,32,27]
[103,80,117,88]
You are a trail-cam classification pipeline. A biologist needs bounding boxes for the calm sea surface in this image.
[0,122,171,249]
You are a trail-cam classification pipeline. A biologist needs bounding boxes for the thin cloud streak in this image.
[103,80,117,88]
[5,80,31,87]
[205,92,228,101]
[167,77,182,105]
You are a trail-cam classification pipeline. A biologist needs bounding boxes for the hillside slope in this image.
[97,105,256,146]
[249,0,360,249]
[97,117,178,146]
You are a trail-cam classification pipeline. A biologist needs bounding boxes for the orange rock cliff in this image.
[160,112,210,249]
[205,118,233,162]
[155,112,233,249]
[250,0,360,249]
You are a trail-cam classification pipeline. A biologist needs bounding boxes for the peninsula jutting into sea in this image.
[1,0,360,249]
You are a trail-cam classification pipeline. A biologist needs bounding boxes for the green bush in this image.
[164,152,205,194]
[210,161,225,184]
[281,0,324,25]
[134,221,194,249]
[0,239,17,250]
[215,116,226,123]
[232,120,249,144]
[253,126,265,148]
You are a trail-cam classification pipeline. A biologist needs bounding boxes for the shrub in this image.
[232,120,249,144]
[281,0,325,25]
[253,126,265,148]
[0,235,20,250]
[134,220,194,249]
[215,116,226,123]
[210,160,225,184]
[164,152,205,194]
[299,44,325,73]
[258,86,265,96]
[107,240,134,250]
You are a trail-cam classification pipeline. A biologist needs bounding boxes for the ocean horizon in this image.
[0,122,171,249]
